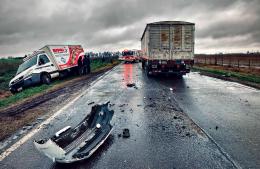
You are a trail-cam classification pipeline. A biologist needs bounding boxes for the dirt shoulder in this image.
[0,63,119,142]
[193,64,260,89]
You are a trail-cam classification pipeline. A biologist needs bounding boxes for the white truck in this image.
[9,45,85,94]
[141,21,195,76]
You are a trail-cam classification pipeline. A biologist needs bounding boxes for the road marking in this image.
[0,66,118,161]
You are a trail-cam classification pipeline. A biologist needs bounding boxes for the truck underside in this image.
[143,59,194,76]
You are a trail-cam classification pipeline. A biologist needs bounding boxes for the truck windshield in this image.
[16,56,37,75]
[122,51,134,56]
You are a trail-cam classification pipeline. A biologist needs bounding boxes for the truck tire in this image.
[176,74,183,79]
[146,67,152,77]
[141,61,145,69]
[41,73,51,85]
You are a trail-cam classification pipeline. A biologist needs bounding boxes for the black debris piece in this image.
[123,128,130,138]
[88,102,95,105]
[215,126,219,130]
[109,103,115,107]
[119,104,125,107]
[126,83,136,88]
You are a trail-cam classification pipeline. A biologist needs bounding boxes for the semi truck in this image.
[140,21,195,76]
[9,45,84,94]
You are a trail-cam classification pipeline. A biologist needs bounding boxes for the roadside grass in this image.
[0,58,23,91]
[0,59,119,109]
[192,66,260,84]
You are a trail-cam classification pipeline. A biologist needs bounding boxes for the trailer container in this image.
[141,21,195,76]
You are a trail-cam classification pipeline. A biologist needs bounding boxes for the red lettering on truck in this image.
[52,48,67,53]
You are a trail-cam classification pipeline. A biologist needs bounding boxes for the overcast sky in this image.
[0,0,259,57]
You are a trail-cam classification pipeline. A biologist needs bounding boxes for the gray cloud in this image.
[0,0,259,57]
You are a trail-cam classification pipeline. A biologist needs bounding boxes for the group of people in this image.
[78,54,91,75]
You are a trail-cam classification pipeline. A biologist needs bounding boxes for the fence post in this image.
[222,56,223,66]
[238,59,239,68]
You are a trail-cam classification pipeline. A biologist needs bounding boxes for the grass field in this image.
[193,65,260,84]
[0,58,23,91]
[0,58,119,109]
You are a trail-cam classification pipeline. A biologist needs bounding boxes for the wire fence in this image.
[194,54,260,69]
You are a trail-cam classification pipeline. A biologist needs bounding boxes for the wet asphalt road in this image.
[0,63,259,169]
[155,72,260,169]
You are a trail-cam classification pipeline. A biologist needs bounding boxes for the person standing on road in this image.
[82,54,87,75]
[78,56,83,75]
[86,54,91,74]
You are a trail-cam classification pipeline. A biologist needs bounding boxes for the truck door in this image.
[37,54,58,78]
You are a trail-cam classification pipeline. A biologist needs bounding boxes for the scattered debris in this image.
[37,117,45,121]
[137,104,142,107]
[88,101,95,105]
[187,86,190,88]
[23,125,33,130]
[173,116,178,119]
[126,83,136,88]
[122,128,130,138]
[215,126,219,130]
[162,126,166,131]
[185,132,191,137]
[109,103,115,107]
[119,104,125,107]
[121,110,125,112]
[12,135,18,140]
[118,133,122,138]
[181,126,186,129]
[170,88,173,91]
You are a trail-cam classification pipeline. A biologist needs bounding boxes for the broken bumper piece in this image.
[34,102,114,163]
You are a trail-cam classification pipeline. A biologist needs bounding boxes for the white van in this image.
[9,45,85,94]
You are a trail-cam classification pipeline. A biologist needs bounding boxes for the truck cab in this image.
[121,50,138,63]
[9,51,59,94]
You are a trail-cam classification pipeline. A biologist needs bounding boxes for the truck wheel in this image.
[146,67,152,77]
[41,73,51,85]
[141,61,145,69]
[176,74,183,79]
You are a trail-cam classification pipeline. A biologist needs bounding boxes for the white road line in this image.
[0,66,117,161]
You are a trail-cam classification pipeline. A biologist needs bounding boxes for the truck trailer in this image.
[140,21,195,76]
[9,45,84,93]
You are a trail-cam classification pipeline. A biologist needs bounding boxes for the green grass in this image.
[192,66,260,84]
[0,58,23,90]
[0,58,118,109]
[0,84,51,108]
